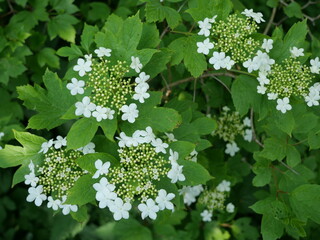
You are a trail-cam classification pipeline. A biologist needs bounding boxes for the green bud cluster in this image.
[212,14,260,62]
[198,189,227,212]
[87,58,133,112]
[214,108,244,142]
[267,58,314,98]
[108,144,169,202]
[37,148,85,199]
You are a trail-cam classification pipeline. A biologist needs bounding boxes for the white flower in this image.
[196,38,214,55]
[133,83,150,103]
[257,72,270,85]
[243,117,251,127]
[290,47,304,58]
[276,97,292,113]
[135,72,150,84]
[241,9,254,18]
[94,180,117,208]
[54,136,67,149]
[39,139,53,153]
[223,56,235,70]
[0,132,4,140]
[208,15,217,23]
[165,132,177,142]
[217,180,231,192]
[108,198,132,220]
[257,85,267,94]
[267,92,278,100]
[82,142,95,154]
[179,185,203,206]
[75,96,96,118]
[241,9,265,23]
[243,59,258,73]
[47,196,61,211]
[198,18,212,37]
[305,90,320,107]
[151,138,169,154]
[130,56,142,73]
[310,57,320,74]
[139,126,156,143]
[93,159,111,179]
[92,177,109,192]
[167,162,185,183]
[24,172,39,187]
[225,142,239,156]
[84,54,92,61]
[116,132,132,148]
[61,203,78,215]
[94,47,112,57]
[201,210,212,222]
[155,189,175,211]
[26,185,47,206]
[262,39,273,53]
[92,106,108,122]
[226,203,235,213]
[138,199,160,220]
[67,78,85,95]
[73,58,92,77]
[169,149,179,164]
[105,108,115,120]
[121,103,139,123]
[243,129,253,142]
[253,51,275,72]
[209,52,226,70]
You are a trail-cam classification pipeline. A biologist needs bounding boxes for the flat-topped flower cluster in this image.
[68,47,151,123]
[91,126,186,220]
[24,136,95,215]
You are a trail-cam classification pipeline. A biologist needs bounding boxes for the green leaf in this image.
[270,110,295,135]
[284,2,303,18]
[37,47,60,69]
[66,175,96,206]
[114,219,152,240]
[169,141,195,160]
[142,48,172,78]
[191,117,217,135]
[98,118,117,142]
[178,160,212,186]
[252,153,272,187]
[267,0,279,7]
[137,23,160,49]
[48,14,78,43]
[81,24,99,52]
[57,44,83,61]
[145,1,181,29]
[290,184,320,224]
[86,2,110,22]
[67,118,99,150]
[70,205,89,223]
[286,145,300,167]
[231,218,260,240]
[260,138,287,161]
[308,129,320,149]
[17,70,76,130]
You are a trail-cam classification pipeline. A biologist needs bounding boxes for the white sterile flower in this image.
[208,15,217,23]
[257,72,270,85]
[251,12,265,23]
[290,47,304,58]
[92,106,108,122]
[209,51,227,70]
[254,51,275,72]
[201,210,212,222]
[267,92,278,100]
[133,83,150,103]
[94,184,117,208]
[93,177,109,192]
[108,198,132,221]
[47,196,61,211]
[39,139,53,154]
[93,159,111,179]
[61,203,78,215]
[0,132,4,140]
[226,203,235,213]
[73,58,92,77]
[82,142,95,154]
[116,132,131,148]
[138,199,160,220]
[26,185,47,206]
[243,117,251,127]
[130,56,143,73]
[75,96,96,118]
[217,180,231,192]
[310,57,320,74]
[225,142,239,157]
[135,72,150,84]
[94,47,112,57]
[151,138,169,154]
[67,78,85,95]
[197,38,214,55]
[276,97,292,113]
[198,18,212,37]
[262,39,273,53]
[54,136,67,149]
[223,56,235,70]
[24,172,39,187]
[243,58,258,73]
[140,126,156,143]
[243,129,253,142]
[155,189,175,211]
[167,162,185,183]
[84,54,92,61]
[169,149,179,164]
[120,103,139,123]
[105,108,115,120]
[257,85,267,94]
[305,90,320,107]
[179,185,203,206]
[241,9,254,18]
[165,132,177,142]
[0,146,2,150]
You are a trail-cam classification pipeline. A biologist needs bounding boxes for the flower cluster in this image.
[198,180,235,222]
[92,127,185,220]
[70,48,151,123]
[25,136,95,215]
[213,107,252,156]
[179,185,204,206]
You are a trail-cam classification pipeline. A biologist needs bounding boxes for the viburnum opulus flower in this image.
[91,126,185,220]
[69,48,151,123]
[24,136,96,215]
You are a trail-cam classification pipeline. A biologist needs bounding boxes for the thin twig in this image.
[211,76,231,94]
[279,161,300,175]
[193,78,197,102]
[302,0,320,9]
[250,108,264,148]
[264,7,277,35]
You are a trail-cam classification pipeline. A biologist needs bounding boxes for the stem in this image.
[170,30,194,36]
[250,108,264,148]
[279,161,300,175]
[228,69,257,77]
[263,7,277,35]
